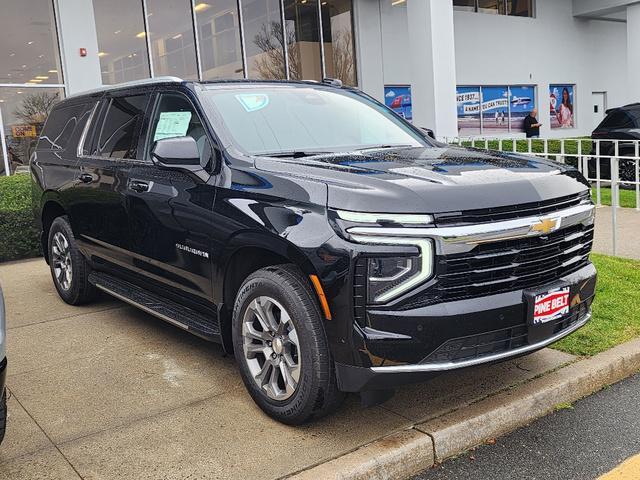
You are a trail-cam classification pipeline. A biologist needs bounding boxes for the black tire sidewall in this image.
[232,266,332,424]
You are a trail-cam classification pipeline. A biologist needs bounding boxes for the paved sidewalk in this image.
[593,206,640,260]
[0,259,576,479]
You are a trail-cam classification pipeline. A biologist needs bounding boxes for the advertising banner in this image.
[456,86,481,135]
[384,85,412,122]
[510,85,535,132]
[550,84,575,129]
[481,86,509,134]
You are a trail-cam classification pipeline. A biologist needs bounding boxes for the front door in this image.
[124,91,217,303]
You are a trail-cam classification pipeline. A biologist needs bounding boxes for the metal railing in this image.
[442,136,640,257]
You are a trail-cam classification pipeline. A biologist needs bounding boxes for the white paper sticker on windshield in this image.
[236,94,269,112]
[153,111,192,141]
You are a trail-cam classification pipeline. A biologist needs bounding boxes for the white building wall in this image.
[372,0,628,138]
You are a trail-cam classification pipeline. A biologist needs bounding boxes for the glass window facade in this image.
[1,87,64,175]
[321,0,357,86]
[92,0,151,84]
[91,0,355,83]
[243,0,286,80]
[196,1,244,80]
[454,0,535,17]
[0,0,65,176]
[284,0,323,81]
[146,0,199,79]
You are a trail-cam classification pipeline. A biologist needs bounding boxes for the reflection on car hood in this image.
[254,146,590,213]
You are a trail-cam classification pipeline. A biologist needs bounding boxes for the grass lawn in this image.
[554,253,640,356]
[591,187,638,209]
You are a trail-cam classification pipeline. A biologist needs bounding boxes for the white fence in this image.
[442,137,640,257]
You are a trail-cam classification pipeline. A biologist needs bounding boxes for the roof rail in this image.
[66,76,184,99]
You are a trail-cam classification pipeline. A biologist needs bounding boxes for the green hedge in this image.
[0,174,41,262]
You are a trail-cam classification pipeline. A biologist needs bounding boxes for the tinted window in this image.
[149,93,212,169]
[97,95,148,159]
[599,111,633,130]
[39,103,90,151]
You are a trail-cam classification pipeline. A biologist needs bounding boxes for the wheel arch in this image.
[217,232,320,354]
[40,197,67,264]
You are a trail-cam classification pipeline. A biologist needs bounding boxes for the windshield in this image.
[199,85,429,156]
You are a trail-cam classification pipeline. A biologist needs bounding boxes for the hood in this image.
[254,146,590,214]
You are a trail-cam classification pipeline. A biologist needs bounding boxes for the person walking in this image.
[524,108,542,138]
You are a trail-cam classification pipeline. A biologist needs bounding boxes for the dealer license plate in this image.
[532,287,570,325]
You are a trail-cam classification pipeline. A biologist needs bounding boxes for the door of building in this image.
[592,92,607,131]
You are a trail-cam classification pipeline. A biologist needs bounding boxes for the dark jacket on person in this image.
[524,114,540,138]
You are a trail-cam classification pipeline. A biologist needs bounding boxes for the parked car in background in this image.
[32,78,596,424]
[0,283,7,445]
[590,103,640,185]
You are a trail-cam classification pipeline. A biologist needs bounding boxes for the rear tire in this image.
[48,216,97,305]
[232,264,344,424]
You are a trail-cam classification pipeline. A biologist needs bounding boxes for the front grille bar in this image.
[347,202,595,256]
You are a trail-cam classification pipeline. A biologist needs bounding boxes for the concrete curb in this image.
[288,338,640,480]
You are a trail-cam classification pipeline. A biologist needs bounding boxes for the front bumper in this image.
[336,262,596,392]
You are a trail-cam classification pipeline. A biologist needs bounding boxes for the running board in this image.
[88,271,220,342]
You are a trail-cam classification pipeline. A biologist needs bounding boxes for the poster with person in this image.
[550,84,575,128]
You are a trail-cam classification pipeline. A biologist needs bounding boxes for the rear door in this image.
[70,92,150,272]
[123,89,217,303]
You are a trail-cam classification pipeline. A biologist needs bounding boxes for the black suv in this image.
[591,103,640,184]
[32,78,596,424]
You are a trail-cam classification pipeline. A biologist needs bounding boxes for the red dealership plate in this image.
[532,287,570,325]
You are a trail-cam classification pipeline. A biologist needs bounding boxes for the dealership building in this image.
[0,0,637,174]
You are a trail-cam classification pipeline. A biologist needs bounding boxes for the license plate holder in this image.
[527,286,571,325]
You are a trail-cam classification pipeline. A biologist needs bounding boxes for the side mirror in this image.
[420,127,436,139]
[151,136,200,169]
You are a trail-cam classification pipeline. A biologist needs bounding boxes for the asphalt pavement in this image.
[414,373,640,480]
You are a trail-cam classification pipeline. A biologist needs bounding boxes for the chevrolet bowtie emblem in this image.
[531,218,558,235]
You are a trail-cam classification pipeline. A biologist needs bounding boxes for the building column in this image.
[352,0,385,102]
[406,0,458,138]
[55,0,102,94]
[627,3,640,103]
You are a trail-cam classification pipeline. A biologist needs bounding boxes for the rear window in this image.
[598,111,634,130]
[39,103,89,150]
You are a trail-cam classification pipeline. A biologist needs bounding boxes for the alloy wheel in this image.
[241,296,301,401]
[51,231,73,291]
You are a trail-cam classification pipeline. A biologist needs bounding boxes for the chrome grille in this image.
[399,222,593,309]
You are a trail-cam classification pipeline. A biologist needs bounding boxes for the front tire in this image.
[48,216,96,305]
[232,265,344,424]
[0,390,6,445]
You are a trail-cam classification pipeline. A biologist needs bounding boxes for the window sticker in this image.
[153,111,192,141]
[235,94,269,112]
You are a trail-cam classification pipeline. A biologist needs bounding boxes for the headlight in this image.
[350,235,434,304]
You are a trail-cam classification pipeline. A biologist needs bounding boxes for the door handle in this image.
[78,173,94,184]
[129,179,150,193]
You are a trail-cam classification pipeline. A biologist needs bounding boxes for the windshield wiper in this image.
[358,144,414,151]
[258,151,334,158]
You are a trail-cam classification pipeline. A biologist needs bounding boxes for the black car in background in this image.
[32,78,596,424]
[590,103,640,184]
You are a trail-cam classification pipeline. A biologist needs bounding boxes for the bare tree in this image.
[253,21,301,80]
[326,29,355,86]
[14,91,60,126]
